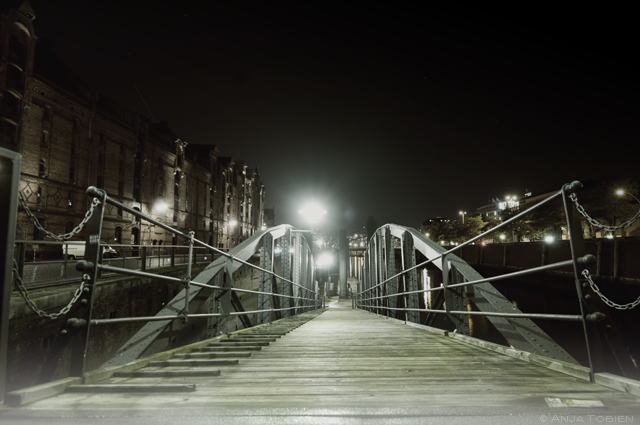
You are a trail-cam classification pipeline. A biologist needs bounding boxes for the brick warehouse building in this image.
[0,2,265,252]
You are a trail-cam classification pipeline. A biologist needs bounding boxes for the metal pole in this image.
[562,182,595,382]
[0,148,21,402]
[184,231,194,323]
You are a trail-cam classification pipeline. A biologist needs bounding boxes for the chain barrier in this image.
[18,192,101,241]
[570,193,640,232]
[12,259,89,319]
[582,269,640,310]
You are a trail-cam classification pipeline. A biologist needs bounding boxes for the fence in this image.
[8,186,322,382]
[356,181,640,382]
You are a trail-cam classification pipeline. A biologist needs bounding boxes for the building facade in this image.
[1,2,265,252]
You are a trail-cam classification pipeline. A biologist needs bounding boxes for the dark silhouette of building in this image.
[0,1,264,249]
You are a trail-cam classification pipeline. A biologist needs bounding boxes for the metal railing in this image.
[12,241,214,288]
[355,181,637,382]
[50,187,322,374]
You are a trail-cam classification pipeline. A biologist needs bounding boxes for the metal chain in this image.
[582,269,640,310]
[13,258,89,319]
[570,193,640,232]
[18,192,101,241]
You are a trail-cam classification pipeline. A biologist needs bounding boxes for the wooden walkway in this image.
[3,298,640,422]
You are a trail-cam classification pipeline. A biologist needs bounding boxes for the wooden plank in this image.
[11,302,640,412]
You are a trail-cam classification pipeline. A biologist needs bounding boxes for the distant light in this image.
[298,204,327,224]
[499,234,506,240]
[229,220,237,227]
[155,200,168,213]
[544,235,555,243]
[481,242,487,246]
[360,242,364,247]
[274,247,282,254]
[316,253,333,267]
[616,189,624,195]
[606,234,614,239]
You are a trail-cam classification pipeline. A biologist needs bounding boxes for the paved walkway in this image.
[2,298,640,424]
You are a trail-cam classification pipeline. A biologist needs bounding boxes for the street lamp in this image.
[298,204,327,224]
[459,211,466,224]
[616,189,640,203]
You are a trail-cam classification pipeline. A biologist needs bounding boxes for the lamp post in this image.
[227,219,237,250]
[615,190,640,237]
[459,211,466,224]
[616,189,640,204]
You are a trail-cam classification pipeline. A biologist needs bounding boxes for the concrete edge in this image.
[595,372,640,397]
[4,377,81,408]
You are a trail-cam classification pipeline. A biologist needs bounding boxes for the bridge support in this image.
[338,229,348,298]
[384,226,398,318]
[280,228,292,317]
[401,231,420,324]
[258,233,274,325]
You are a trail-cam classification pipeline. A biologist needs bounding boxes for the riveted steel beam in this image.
[401,231,420,324]
[383,224,578,364]
[384,226,398,318]
[280,228,292,317]
[375,229,385,315]
[258,233,274,325]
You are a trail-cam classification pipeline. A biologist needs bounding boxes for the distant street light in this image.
[298,204,327,224]
[616,189,640,203]
[459,211,467,224]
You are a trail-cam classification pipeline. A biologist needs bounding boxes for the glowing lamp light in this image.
[316,253,333,267]
[544,235,555,243]
[616,189,625,195]
[499,234,506,240]
[298,204,327,224]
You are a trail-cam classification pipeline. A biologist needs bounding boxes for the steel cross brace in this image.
[386,224,579,364]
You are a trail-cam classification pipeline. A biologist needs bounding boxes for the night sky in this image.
[28,1,638,233]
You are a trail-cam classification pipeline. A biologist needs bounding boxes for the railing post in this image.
[141,246,147,272]
[69,186,106,379]
[561,182,621,382]
[1,147,20,403]
[183,231,194,323]
[61,242,68,280]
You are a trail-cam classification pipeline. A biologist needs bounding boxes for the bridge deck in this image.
[3,299,640,423]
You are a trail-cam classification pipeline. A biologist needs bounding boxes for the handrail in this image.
[354,180,601,382]
[360,188,564,296]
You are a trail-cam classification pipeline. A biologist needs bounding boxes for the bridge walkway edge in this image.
[2,299,640,418]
